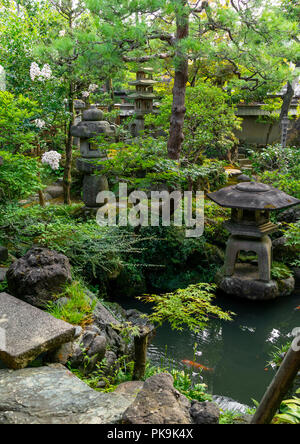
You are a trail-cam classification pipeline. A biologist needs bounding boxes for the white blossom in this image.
[34,119,46,129]
[42,151,62,171]
[88,83,98,92]
[81,91,90,98]
[30,62,41,81]
[59,29,66,37]
[30,62,52,81]
[40,64,52,80]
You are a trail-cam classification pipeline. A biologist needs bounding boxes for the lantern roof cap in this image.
[207,182,300,211]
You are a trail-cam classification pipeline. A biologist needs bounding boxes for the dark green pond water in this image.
[118,289,300,407]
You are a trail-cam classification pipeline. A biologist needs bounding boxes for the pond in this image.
[117,288,300,407]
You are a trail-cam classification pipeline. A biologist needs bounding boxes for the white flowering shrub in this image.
[88,84,98,92]
[41,151,62,170]
[81,91,90,98]
[34,119,46,129]
[30,62,52,81]
[59,30,66,37]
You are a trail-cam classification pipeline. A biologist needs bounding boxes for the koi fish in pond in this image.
[294,306,300,310]
[181,360,213,372]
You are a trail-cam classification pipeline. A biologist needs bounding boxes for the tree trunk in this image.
[279,81,294,122]
[63,83,74,205]
[251,345,300,424]
[167,1,189,161]
[133,326,150,381]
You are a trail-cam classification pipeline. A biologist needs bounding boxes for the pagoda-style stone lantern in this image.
[71,105,114,209]
[208,182,300,300]
[128,67,157,136]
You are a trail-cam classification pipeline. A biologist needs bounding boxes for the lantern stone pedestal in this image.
[216,264,295,301]
[208,182,300,300]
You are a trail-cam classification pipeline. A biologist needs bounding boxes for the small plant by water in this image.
[46,281,97,326]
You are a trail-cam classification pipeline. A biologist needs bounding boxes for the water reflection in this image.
[117,289,300,405]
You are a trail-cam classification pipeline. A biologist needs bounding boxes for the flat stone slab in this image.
[0,293,76,369]
[0,364,135,424]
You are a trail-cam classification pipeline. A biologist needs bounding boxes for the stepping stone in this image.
[0,292,75,369]
[0,364,136,424]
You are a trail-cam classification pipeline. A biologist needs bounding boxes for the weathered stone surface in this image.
[0,364,135,424]
[114,381,144,397]
[190,400,220,424]
[7,247,72,308]
[44,185,64,199]
[0,246,8,262]
[0,293,75,369]
[277,206,300,224]
[216,264,295,300]
[82,174,109,208]
[122,373,192,424]
[0,268,8,282]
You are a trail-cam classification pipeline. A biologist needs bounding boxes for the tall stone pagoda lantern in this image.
[71,105,114,210]
[128,68,157,136]
[208,182,300,300]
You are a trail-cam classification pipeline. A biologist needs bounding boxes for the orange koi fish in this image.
[182,360,213,372]
[295,306,300,310]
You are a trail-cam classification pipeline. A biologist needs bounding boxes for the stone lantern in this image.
[208,182,300,300]
[128,67,157,136]
[71,105,114,209]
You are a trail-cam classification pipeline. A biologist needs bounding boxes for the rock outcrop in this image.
[122,373,220,425]
[7,247,72,308]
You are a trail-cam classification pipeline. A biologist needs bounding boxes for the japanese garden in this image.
[0,0,299,426]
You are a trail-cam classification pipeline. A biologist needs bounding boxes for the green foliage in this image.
[0,91,39,152]
[98,137,227,193]
[46,280,97,326]
[138,283,234,334]
[268,342,291,368]
[249,145,300,174]
[0,151,43,203]
[0,204,144,284]
[273,389,300,424]
[146,82,241,160]
[283,221,300,266]
[219,410,245,425]
[204,201,230,246]
[271,262,293,281]
[259,170,300,200]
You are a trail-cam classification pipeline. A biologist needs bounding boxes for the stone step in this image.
[0,364,136,424]
[0,292,76,369]
[237,154,246,160]
[238,158,252,167]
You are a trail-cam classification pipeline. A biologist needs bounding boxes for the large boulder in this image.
[122,373,192,424]
[0,364,136,424]
[190,400,219,424]
[6,247,72,308]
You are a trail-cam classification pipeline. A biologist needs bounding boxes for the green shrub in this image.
[0,150,43,203]
[249,145,300,174]
[0,91,39,152]
[146,82,241,160]
[97,137,227,193]
[259,170,300,200]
